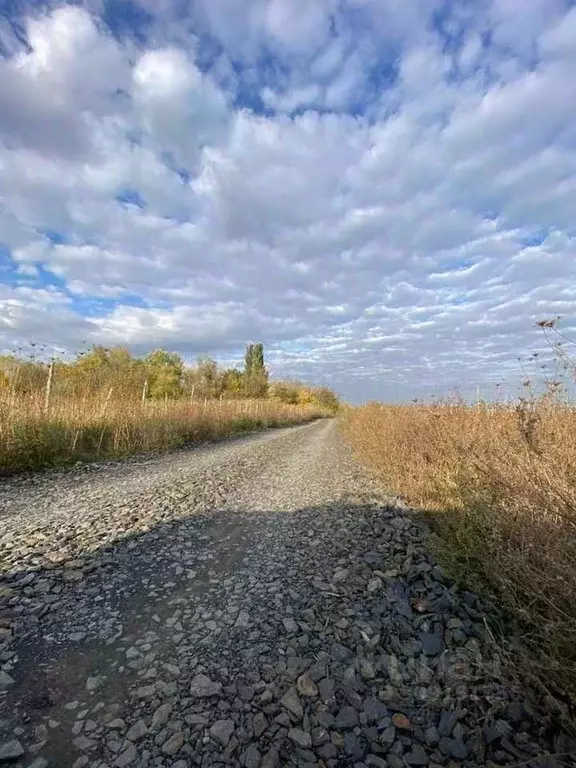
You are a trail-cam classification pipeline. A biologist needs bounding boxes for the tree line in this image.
[0,342,340,411]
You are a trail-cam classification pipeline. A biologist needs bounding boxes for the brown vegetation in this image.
[0,343,337,472]
[343,324,576,725]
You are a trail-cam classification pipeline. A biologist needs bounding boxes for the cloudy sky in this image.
[1,0,575,402]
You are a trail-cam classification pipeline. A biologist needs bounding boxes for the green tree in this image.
[145,349,183,399]
[243,342,268,397]
[312,386,340,413]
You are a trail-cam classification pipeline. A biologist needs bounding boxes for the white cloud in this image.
[0,1,575,401]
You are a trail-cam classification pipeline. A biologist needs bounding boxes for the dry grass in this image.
[343,399,576,722]
[0,390,324,473]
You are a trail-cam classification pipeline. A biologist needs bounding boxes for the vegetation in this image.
[0,342,339,472]
[343,320,576,727]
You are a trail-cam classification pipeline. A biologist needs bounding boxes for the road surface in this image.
[0,420,560,766]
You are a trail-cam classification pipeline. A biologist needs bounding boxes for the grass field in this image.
[0,390,324,473]
[343,397,576,725]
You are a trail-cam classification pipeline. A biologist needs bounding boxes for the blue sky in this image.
[0,0,575,402]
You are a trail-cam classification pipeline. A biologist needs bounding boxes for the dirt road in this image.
[0,421,559,767]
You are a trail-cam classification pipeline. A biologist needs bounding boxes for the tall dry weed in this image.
[343,394,576,721]
[0,391,323,473]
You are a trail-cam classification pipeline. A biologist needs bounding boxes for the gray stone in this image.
[311,727,329,747]
[331,642,352,661]
[85,676,103,693]
[210,719,235,747]
[420,630,443,656]
[280,687,303,720]
[484,719,512,744]
[0,671,15,689]
[344,732,365,760]
[282,618,298,633]
[425,726,440,746]
[333,568,349,584]
[288,728,312,749]
[449,739,469,759]
[252,712,268,738]
[243,743,261,768]
[438,710,458,736]
[235,611,250,629]
[189,673,222,698]
[150,703,171,731]
[363,698,388,723]
[114,742,137,767]
[335,706,359,729]
[363,552,384,568]
[106,719,126,731]
[161,731,184,755]
[405,743,428,765]
[27,759,49,768]
[366,756,387,768]
[317,743,337,760]
[73,736,96,751]
[126,719,147,742]
[360,659,376,680]
[367,577,382,594]
[0,740,24,761]
[261,749,279,768]
[318,677,336,703]
[379,725,396,746]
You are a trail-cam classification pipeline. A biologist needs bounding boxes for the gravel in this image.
[0,420,570,767]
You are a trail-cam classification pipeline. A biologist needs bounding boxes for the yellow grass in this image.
[0,391,324,473]
[343,400,576,721]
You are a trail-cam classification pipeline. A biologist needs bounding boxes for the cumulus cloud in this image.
[0,0,575,401]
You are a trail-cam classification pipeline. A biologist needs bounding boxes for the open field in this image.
[0,390,324,473]
[343,399,576,726]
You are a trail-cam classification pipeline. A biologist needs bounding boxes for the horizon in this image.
[1,0,575,403]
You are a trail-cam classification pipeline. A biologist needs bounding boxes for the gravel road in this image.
[0,420,568,768]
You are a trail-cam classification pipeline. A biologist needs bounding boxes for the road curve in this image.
[0,420,561,767]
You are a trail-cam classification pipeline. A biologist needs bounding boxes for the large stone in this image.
[335,706,359,729]
[405,743,428,765]
[420,630,443,656]
[235,611,250,629]
[243,743,261,768]
[0,740,24,761]
[0,671,15,689]
[363,697,389,723]
[126,719,147,742]
[280,687,303,720]
[296,674,318,698]
[438,710,458,736]
[344,732,365,760]
[114,742,137,767]
[210,719,235,747]
[151,703,172,731]
[332,568,349,584]
[261,749,279,768]
[282,618,298,633]
[330,642,352,662]
[162,732,184,756]
[190,673,222,698]
[363,552,384,568]
[288,728,312,749]
[252,712,268,738]
[318,677,336,703]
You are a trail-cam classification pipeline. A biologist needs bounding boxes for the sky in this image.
[0,0,575,403]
